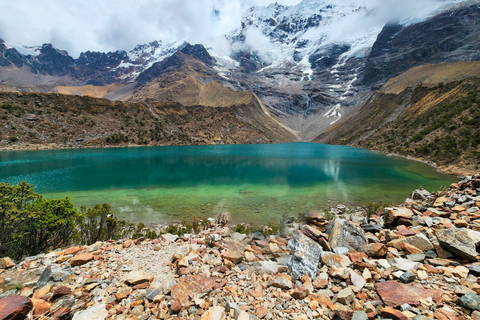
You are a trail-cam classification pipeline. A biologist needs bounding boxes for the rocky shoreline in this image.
[1,174,480,320]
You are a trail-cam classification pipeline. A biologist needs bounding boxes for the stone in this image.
[410,188,431,200]
[287,231,322,280]
[436,228,480,261]
[171,275,227,308]
[468,264,480,276]
[31,298,52,316]
[434,197,451,207]
[384,207,413,227]
[237,311,250,320]
[52,286,72,300]
[72,303,108,320]
[417,270,428,281]
[201,306,225,320]
[399,272,416,283]
[171,298,183,313]
[320,252,351,268]
[350,271,366,290]
[0,258,15,270]
[361,224,384,233]
[472,311,480,320]
[336,287,354,305]
[381,307,409,320]
[123,270,153,286]
[244,251,255,262]
[269,274,292,290]
[37,264,73,287]
[458,293,480,311]
[305,210,325,221]
[327,218,366,252]
[375,281,443,307]
[256,306,268,319]
[352,310,368,320]
[313,272,329,289]
[388,258,419,271]
[69,253,94,267]
[363,243,387,258]
[435,307,459,320]
[0,295,33,320]
[402,233,434,251]
[162,233,179,242]
[221,249,243,264]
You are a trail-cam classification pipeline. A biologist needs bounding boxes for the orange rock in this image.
[171,275,227,308]
[375,281,443,307]
[0,295,33,320]
[69,253,94,267]
[31,298,52,316]
[381,307,408,320]
[63,246,81,255]
[348,251,368,263]
[363,243,387,258]
[400,243,423,254]
[435,307,459,320]
[256,306,268,319]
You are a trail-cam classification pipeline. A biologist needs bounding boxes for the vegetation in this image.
[0,181,142,260]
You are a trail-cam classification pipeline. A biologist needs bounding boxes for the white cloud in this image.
[0,0,302,57]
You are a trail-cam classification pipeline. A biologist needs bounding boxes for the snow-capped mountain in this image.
[0,0,479,140]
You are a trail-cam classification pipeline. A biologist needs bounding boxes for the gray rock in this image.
[351,311,368,320]
[406,254,426,262]
[361,224,383,233]
[403,233,434,251]
[287,231,322,280]
[410,188,430,200]
[436,228,480,261]
[336,287,354,305]
[468,264,480,276]
[145,288,163,302]
[72,303,108,320]
[399,271,416,283]
[333,247,349,255]
[412,216,425,227]
[458,293,480,311]
[327,218,366,252]
[37,264,73,287]
[388,258,419,271]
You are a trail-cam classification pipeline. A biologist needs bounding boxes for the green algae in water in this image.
[0,143,456,225]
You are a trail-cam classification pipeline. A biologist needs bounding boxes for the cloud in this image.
[0,0,302,57]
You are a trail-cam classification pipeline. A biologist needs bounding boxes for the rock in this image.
[256,306,268,319]
[171,275,227,308]
[399,272,416,283]
[399,233,434,251]
[363,243,387,258]
[171,298,182,313]
[436,228,480,261]
[327,218,366,252]
[410,188,431,200]
[31,298,52,316]
[0,295,33,320]
[201,306,225,320]
[237,311,250,320]
[123,270,153,286]
[417,270,428,281]
[435,307,460,320]
[472,311,480,320]
[361,224,384,233]
[269,274,292,290]
[458,293,480,311]
[162,233,179,242]
[375,281,443,307]
[468,264,480,276]
[313,272,329,289]
[52,286,72,300]
[434,197,451,207]
[305,210,325,221]
[221,249,243,264]
[37,264,73,287]
[352,310,368,320]
[388,258,419,271]
[384,207,413,227]
[287,231,322,280]
[72,303,108,320]
[244,251,255,262]
[0,258,15,270]
[350,271,366,290]
[69,253,94,267]
[381,306,409,320]
[320,252,351,268]
[336,287,354,305]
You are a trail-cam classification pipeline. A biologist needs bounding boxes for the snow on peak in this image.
[3,41,41,56]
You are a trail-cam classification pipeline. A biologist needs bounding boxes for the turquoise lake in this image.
[0,143,456,225]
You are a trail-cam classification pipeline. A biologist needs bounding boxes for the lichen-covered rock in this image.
[436,228,480,261]
[287,231,322,280]
[326,218,366,252]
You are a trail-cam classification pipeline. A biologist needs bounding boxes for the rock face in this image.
[287,231,322,280]
[436,228,480,261]
[326,218,366,252]
[0,295,33,320]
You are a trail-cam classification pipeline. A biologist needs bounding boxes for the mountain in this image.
[0,0,479,154]
[315,61,480,175]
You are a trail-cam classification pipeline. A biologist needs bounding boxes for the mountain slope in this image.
[0,92,295,150]
[316,62,480,175]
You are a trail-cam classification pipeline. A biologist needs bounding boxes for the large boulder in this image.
[0,295,33,320]
[287,231,322,280]
[326,218,366,252]
[436,228,480,261]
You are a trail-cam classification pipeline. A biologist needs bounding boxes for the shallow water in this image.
[0,143,456,225]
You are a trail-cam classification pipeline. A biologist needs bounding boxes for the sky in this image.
[0,0,301,57]
[0,0,467,59]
